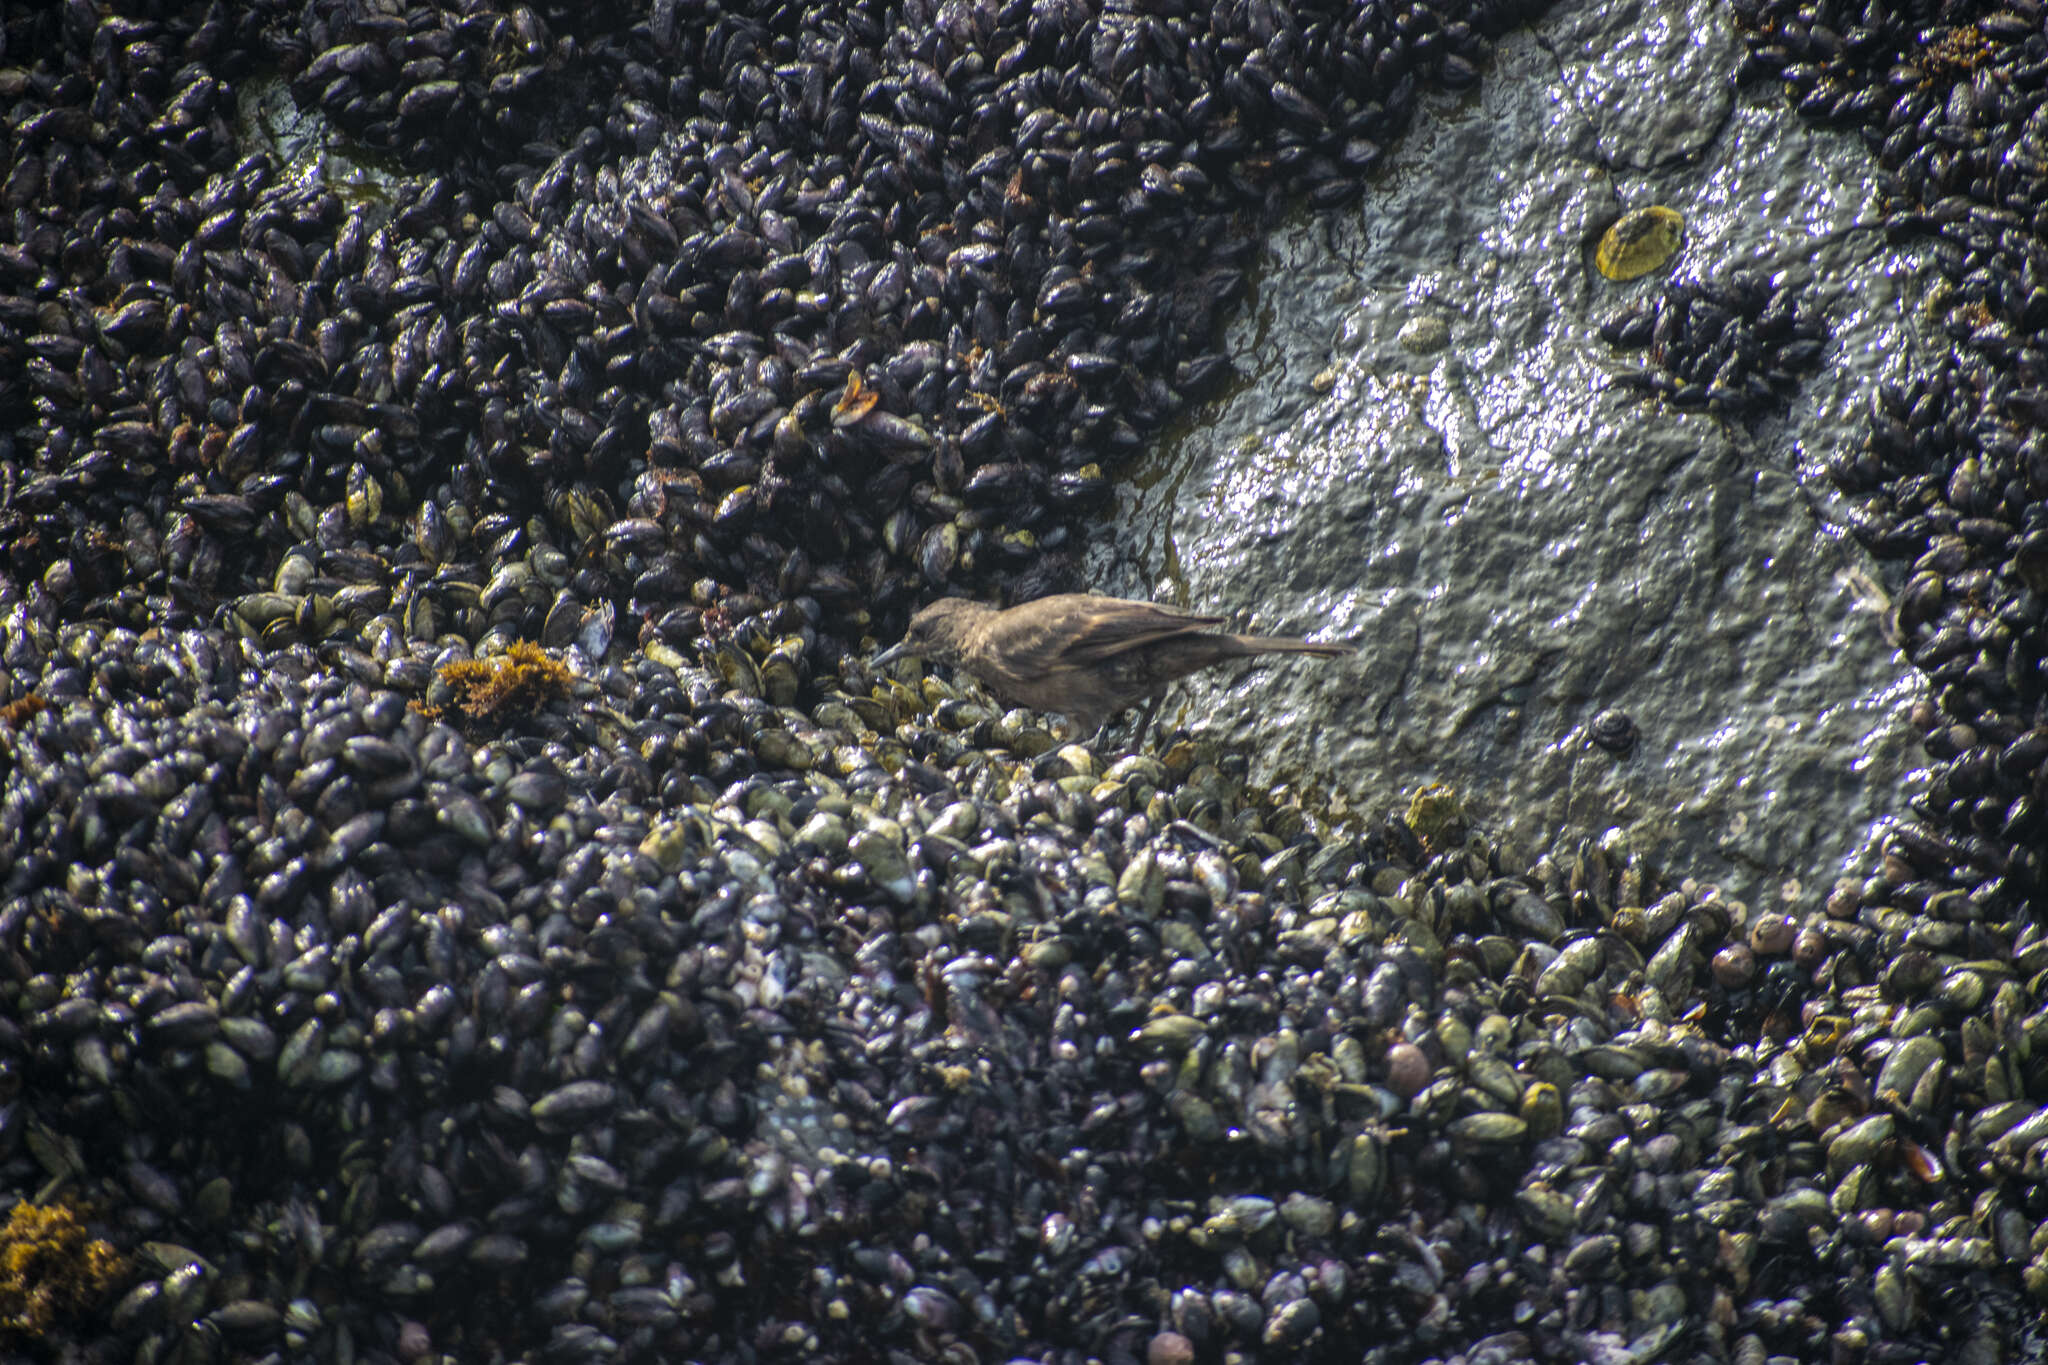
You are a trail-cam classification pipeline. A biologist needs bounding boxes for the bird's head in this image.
[871,597,985,670]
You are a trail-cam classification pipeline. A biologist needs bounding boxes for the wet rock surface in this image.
[1093,0,1935,910]
[1,1,2048,1365]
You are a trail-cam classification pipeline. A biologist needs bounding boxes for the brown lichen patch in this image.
[0,1199,125,1342]
[0,695,49,729]
[425,640,573,722]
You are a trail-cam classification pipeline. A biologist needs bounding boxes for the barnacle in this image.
[0,1199,125,1341]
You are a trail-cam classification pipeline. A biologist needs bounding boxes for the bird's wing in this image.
[1042,597,1228,665]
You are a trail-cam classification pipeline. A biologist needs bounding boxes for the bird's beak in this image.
[870,641,913,669]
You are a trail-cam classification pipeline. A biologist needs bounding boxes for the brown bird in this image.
[871,593,1351,741]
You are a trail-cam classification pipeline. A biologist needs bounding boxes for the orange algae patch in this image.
[421,640,573,723]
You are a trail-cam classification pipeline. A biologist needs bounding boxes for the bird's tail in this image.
[1227,634,1352,658]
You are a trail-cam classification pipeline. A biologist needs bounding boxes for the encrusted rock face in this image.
[3,0,2048,1362]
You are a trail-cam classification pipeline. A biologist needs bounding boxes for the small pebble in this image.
[1397,314,1450,353]
[1386,1041,1431,1098]
[1825,881,1862,920]
[397,1321,432,1362]
[1711,943,1756,988]
[1148,1330,1195,1365]
[1747,913,1796,956]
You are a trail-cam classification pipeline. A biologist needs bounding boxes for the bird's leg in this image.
[1084,708,1134,751]
[1128,691,1165,751]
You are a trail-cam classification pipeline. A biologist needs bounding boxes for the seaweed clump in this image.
[1404,782,1468,855]
[422,640,573,725]
[0,1199,125,1343]
[1920,24,1991,82]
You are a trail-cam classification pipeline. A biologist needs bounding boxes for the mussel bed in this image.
[3,0,2048,1362]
